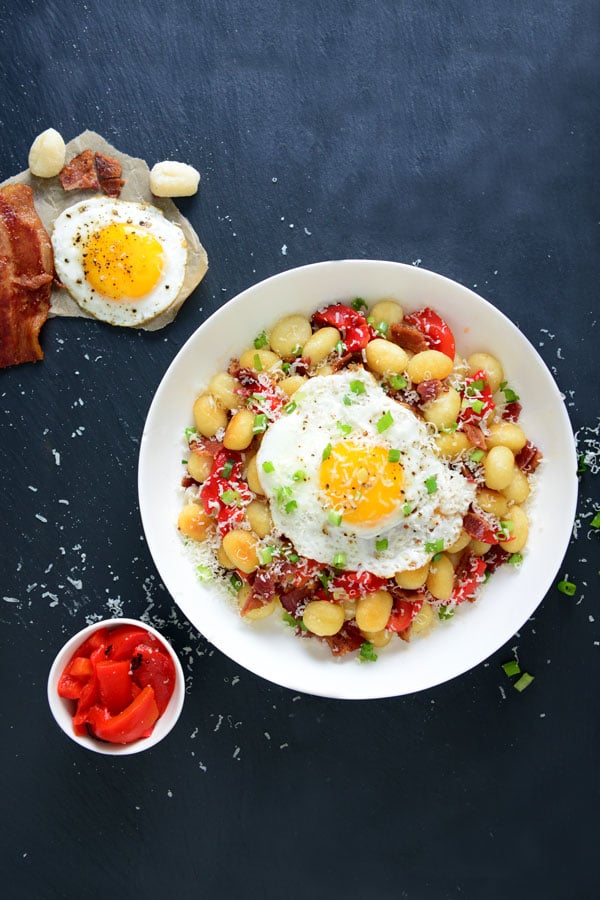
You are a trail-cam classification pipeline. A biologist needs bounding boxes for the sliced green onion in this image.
[350,379,366,395]
[196,564,212,582]
[184,426,197,440]
[557,579,576,596]
[375,537,388,551]
[471,399,485,415]
[388,374,407,390]
[438,605,454,620]
[335,339,344,355]
[281,361,291,374]
[328,510,343,526]
[333,552,346,568]
[230,573,243,591]
[359,642,378,662]
[220,489,241,506]
[221,458,235,478]
[257,546,274,565]
[292,470,307,482]
[253,413,269,434]
[468,379,486,393]
[514,672,535,692]
[425,538,444,555]
[291,344,302,356]
[470,449,485,463]
[403,502,413,515]
[322,443,332,460]
[577,454,588,474]
[376,411,394,433]
[262,460,274,473]
[440,422,458,434]
[282,611,298,627]
[388,448,401,463]
[318,572,330,590]
[337,422,352,436]
[501,384,520,402]
[502,659,521,677]
[351,297,368,311]
[508,552,524,566]
[343,395,353,406]
[590,511,600,528]
[375,321,388,336]
[253,353,263,371]
[283,400,297,414]
[425,475,438,494]
[288,553,300,563]
[254,331,268,349]
[181,459,188,465]
[284,499,298,514]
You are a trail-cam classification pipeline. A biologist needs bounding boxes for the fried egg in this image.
[51,197,187,327]
[256,369,475,577]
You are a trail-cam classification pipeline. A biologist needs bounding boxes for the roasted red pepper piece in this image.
[89,685,160,744]
[104,624,159,660]
[131,642,176,715]
[387,597,423,633]
[458,369,495,425]
[95,659,134,715]
[403,307,456,359]
[200,448,253,536]
[451,555,487,604]
[312,303,371,353]
[328,570,388,599]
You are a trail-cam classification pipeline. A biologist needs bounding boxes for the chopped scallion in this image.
[322,443,332,460]
[376,411,393,433]
[292,470,307,482]
[470,449,485,463]
[514,672,534,692]
[403,502,413,515]
[254,331,268,349]
[375,537,388,551]
[388,448,401,463]
[284,499,298,514]
[328,510,342,526]
[262,460,275,473]
[438,605,454,620]
[590,511,600,528]
[333,552,346,568]
[502,659,521,677]
[253,353,263,371]
[557,579,576,596]
[257,546,274,565]
[220,489,241,506]
[221,458,235,478]
[184,426,197,440]
[425,475,438,494]
[253,413,268,434]
[425,538,444,554]
[337,422,352,436]
[230,573,243,591]
[351,297,368,311]
[388,374,407,390]
[508,552,524,566]
[284,400,297,414]
[350,379,366,395]
[359,642,378,662]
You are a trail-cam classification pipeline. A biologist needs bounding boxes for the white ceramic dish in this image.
[138,260,578,699]
[48,617,185,754]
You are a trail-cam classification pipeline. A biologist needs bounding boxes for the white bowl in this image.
[48,617,185,754]
[138,260,578,699]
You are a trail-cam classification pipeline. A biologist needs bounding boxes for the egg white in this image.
[51,197,187,327]
[256,369,475,577]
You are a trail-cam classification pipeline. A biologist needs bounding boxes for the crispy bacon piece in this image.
[0,184,53,368]
[59,149,125,197]
[463,509,499,544]
[323,621,364,656]
[463,421,487,450]
[482,544,511,572]
[416,379,443,403]
[502,401,522,422]
[389,322,428,354]
[515,440,542,473]
[331,351,363,372]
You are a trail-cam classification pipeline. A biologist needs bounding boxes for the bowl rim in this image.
[47,617,185,754]
[138,259,579,699]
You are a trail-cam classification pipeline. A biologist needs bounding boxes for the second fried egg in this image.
[51,197,187,327]
[256,369,475,577]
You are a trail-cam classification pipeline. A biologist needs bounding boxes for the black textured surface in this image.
[1,2,599,898]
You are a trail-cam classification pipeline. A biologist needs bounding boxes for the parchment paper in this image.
[1,130,208,330]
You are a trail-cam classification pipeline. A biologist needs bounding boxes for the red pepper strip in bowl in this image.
[403,307,456,360]
[312,303,371,353]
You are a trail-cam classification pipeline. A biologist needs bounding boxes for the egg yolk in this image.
[319,441,404,528]
[83,222,164,300]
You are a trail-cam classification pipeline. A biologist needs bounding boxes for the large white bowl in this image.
[138,260,578,699]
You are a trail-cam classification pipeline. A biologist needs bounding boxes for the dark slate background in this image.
[1,2,599,898]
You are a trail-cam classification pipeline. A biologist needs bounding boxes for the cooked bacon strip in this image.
[389,322,428,354]
[463,421,487,450]
[59,149,124,197]
[416,379,443,402]
[502,401,522,422]
[482,545,511,572]
[331,350,363,372]
[0,184,53,368]
[323,621,364,656]
[515,440,542,473]
[463,510,498,544]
